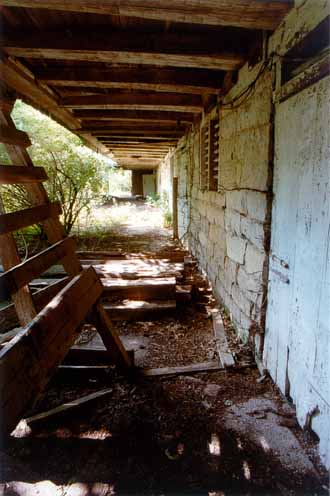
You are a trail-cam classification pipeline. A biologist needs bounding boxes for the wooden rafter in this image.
[34,66,223,95]
[2,32,247,71]
[73,109,196,123]
[61,93,203,112]
[0,1,292,30]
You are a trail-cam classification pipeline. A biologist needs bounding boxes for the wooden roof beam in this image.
[2,32,248,71]
[34,66,223,95]
[74,109,197,123]
[0,1,293,30]
[61,93,203,112]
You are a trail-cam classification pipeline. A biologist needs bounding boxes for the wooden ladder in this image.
[0,98,132,437]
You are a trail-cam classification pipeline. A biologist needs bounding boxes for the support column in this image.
[172,176,178,239]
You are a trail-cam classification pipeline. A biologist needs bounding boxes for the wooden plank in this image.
[90,302,132,369]
[0,267,103,436]
[172,176,178,239]
[212,310,235,368]
[77,250,124,259]
[102,277,176,300]
[142,361,223,377]
[73,109,197,123]
[0,107,82,276]
[0,165,48,184]
[0,237,76,299]
[3,33,247,71]
[35,66,223,95]
[24,388,113,424]
[0,277,71,333]
[0,59,109,155]
[61,93,203,112]
[0,202,61,234]
[0,1,292,30]
[103,299,176,321]
[0,198,37,326]
[0,124,31,147]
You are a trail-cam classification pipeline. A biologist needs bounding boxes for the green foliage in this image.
[0,100,129,234]
[146,191,172,228]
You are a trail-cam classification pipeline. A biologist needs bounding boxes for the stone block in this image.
[246,191,268,222]
[225,209,241,235]
[237,126,270,191]
[241,216,265,251]
[226,190,247,215]
[226,234,247,264]
[237,266,263,294]
[245,243,265,275]
[231,283,253,317]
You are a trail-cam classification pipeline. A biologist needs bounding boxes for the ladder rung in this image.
[0,124,31,148]
[0,202,62,235]
[0,165,48,184]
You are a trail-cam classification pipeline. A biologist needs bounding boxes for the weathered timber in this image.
[0,202,61,234]
[172,176,178,239]
[0,1,292,30]
[0,277,71,333]
[35,66,224,94]
[90,302,132,368]
[0,107,82,276]
[212,310,235,368]
[142,361,224,377]
[102,277,176,300]
[0,267,103,436]
[0,328,21,346]
[103,299,176,321]
[64,346,111,365]
[24,388,113,425]
[0,165,48,184]
[0,237,76,299]
[175,285,192,303]
[0,125,31,148]
[3,32,247,71]
[0,199,37,326]
[0,59,109,155]
[73,109,197,123]
[77,250,124,259]
[60,93,203,112]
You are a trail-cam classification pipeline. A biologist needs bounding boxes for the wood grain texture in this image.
[0,202,62,234]
[0,125,31,148]
[0,1,292,30]
[0,165,48,184]
[0,267,103,436]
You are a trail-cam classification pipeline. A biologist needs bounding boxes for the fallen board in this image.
[102,277,176,300]
[0,267,103,436]
[212,310,235,368]
[142,361,224,377]
[24,388,113,424]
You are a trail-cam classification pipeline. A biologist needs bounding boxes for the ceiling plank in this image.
[35,66,223,95]
[61,93,203,112]
[2,32,248,71]
[73,109,197,123]
[0,1,292,30]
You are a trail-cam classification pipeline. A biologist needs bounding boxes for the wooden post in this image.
[172,176,178,239]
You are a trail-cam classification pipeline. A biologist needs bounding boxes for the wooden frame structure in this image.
[0,103,132,438]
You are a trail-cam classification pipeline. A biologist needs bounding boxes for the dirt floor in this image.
[1,199,329,496]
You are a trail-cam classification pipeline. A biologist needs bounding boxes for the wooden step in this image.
[104,299,176,321]
[0,165,48,184]
[0,202,61,235]
[102,277,176,300]
[0,124,31,147]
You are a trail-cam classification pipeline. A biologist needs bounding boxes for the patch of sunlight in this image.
[7,480,61,496]
[259,435,271,453]
[208,433,221,456]
[237,437,243,450]
[11,419,32,438]
[243,460,251,480]
[209,492,225,496]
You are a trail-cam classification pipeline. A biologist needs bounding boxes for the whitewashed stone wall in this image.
[176,68,273,355]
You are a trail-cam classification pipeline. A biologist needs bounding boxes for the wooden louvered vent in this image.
[200,117,219,192]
